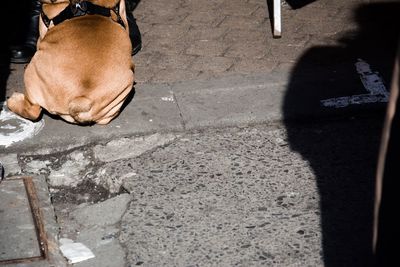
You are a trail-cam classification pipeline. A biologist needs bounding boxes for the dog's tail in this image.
[69,96,93,124]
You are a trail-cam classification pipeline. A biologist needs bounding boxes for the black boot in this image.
[125,0,142,55]
[10,0,41,64]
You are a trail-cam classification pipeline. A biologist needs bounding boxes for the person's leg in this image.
[126,0,142,55]
[10,0,40,64]
[10,0,142,64]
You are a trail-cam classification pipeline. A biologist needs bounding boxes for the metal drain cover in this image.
[0,177,47,265]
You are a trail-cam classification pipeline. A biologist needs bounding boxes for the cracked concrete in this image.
[57,194,132,267]
[17,133,178,193]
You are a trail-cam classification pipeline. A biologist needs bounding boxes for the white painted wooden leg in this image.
[273,0,282,38]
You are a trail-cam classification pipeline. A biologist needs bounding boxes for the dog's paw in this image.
[6,92,42,121]
[6,92,26,111]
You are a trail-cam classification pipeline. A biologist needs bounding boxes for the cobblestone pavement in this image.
[132,0,381,84]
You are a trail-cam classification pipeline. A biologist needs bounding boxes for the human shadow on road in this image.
[283,2,400,266]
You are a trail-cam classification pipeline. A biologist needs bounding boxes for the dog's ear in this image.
[118,0,128,30]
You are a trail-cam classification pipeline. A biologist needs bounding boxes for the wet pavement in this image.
[1,0,399,266]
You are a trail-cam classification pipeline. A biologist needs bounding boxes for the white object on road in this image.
[59,238,95,264]
[0,102,44,147]
[273,0,282,37]
[321,59,389,108]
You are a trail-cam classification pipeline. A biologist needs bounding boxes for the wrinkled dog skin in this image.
[7,0,134,125]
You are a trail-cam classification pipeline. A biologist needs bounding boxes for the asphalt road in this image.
[17,113,382,267]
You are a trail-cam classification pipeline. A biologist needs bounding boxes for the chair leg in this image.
[273,0,282,38]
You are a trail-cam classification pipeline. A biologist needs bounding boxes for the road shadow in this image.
[282,2,400,266]
[0,1,31,106]
[284,0,317,9]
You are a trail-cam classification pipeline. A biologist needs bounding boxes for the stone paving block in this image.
[71,194,132,227]
[185,26,228,42]
[268,32,311,48]
[323,0,355,7]
[172,73,288,129]
[290,2,342,20]
[120,96,184,131]
[150,68,201,84]
[298,19,347,36]
[182,10,226,27]
[134,1,189,24]
[279,14,305,33]
[225,40,269,59]
[266,44,307,63]
[175,84,284,129]
[185,39,230,57]
[218,0,262,16]
[194,70,225,82]
[331,3,362,21]
[133,83,174,99]
[133,65,160,84]
[218,14,268,30]
[304,34,348,49]
[280,5,298,19]
[143,38,189,55]
[191,56,235,73]
[273,61,297,73]
[182,0,221,12]
[223,29,269,44]
[251,2,270,19]
[141,24,190,40]
[231,58,277,74]
[134,52,197,70]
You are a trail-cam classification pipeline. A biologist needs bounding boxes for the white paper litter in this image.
[0,102,44,148]
[59,238,95,264]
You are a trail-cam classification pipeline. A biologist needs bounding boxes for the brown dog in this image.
[7,0,134,125]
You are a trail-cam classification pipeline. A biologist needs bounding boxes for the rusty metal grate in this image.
[0,177,48,265]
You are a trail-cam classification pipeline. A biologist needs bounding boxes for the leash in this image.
[41,1,125,29]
